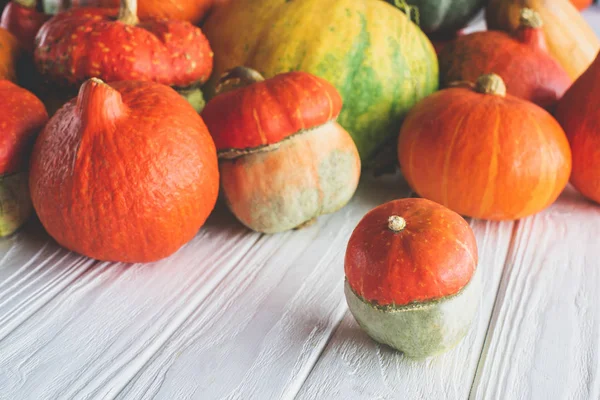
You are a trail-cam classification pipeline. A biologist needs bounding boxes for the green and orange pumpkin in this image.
[202,67,361,233]
[202,0,438,166]
[345,198,480,358]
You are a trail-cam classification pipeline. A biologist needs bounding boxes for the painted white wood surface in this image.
[0,7,599,400]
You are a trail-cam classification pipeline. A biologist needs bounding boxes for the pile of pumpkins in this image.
[1,0,599,357]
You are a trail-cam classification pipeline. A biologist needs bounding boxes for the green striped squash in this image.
[388,0,486,34]
[202,0,438,166]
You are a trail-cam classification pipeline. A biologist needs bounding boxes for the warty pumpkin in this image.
[201,67,361,234]
[555,51,600,204]
[486,0,600,80]
[1,0,49,53]
[34,0,213,111]
[388,0,486,34]
[0,26,19,82]
[398,74,572,221]
[439,8,572,110]
[202,0,438,166]
[0,79,48,237]
[344,198,480,358]
[29,78,219,263]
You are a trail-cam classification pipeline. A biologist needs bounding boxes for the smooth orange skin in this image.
[0,80,48,175]
[345,198,478,306]
[202,71,343,151]
[34,7,213,88]
[555,52,600,204]
[29,79,219,263]
[71,0,214,24]
[0,26,19,82]
[570,0,592,10]
[220,122,360,233]
[439,29,572,110]
[398,87,572,221]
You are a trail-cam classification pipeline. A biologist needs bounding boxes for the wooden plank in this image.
[295,218,515,400]
[0,175,412,399]
[470,187,600,400]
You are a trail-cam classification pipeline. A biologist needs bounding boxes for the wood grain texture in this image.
[470,186,600,400]
[296,218,515,400]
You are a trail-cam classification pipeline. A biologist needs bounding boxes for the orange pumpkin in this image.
[1,0,50,53]
[201,67,361,233]
[398,73,572,221]
[344,198,480,358]
[29,78,219,262]
[439,9,572,110]
[64,0,213,24]
[0,26,20,82]
[570,0,592,9]
[555,52,600,204]
[0,79,48,237]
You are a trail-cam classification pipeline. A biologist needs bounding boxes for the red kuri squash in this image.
[398,73,572,221]
[439,8,571,110]
[0,79,48,237]
[202,67,361,234]
[555,51,600,204]
[344,198,480,358]
[1,0,49,53]
[29,78,219,262]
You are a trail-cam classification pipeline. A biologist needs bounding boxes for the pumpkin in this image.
[570,0,593,10]
[29,78,219,262]
[486,0,600,80]
[1,0,49,53]
[0,26,19,82]
[34,0,213,111]
[0,80,48,237]
[439,8,572,110]
[344,198,480,358]
[202,0,438,166]
[201,67,361,234]
[555,52,600,204]
[42,0,213,24]
[397,74,572,221]
[388,0,486,34]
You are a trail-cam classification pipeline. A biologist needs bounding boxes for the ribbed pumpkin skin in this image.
[486,0,599,80]
[390,0,486,34]
[398,88,572,220]
[439,31,572,109]
[202,0,438,164]
[30,80,219,263]
[0,27,19,82]
[220,122,360,234]
[555,53,600,204]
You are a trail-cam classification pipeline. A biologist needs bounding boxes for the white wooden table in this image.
[1,8,600,400]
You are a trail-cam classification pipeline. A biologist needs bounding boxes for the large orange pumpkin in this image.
[555,51,600,204]
[202,67,361,233]
[29,78,219,262]
[0,26,19,82]
[398,73,572,221]
[0,79,48,237]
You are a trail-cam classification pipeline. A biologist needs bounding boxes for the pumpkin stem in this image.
[118,0,139,25]
[13,0,37,8]
[515,8,548,52]
[388,215,406,232]
[392,0,420,26]
[215,66,266,96]
[76,78,127,129]
[474,74,507,97]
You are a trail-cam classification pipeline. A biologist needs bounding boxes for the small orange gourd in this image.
[398,74,572,221]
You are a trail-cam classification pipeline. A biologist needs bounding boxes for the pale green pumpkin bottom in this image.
[0,172,33,237]
[345,267,482,359]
